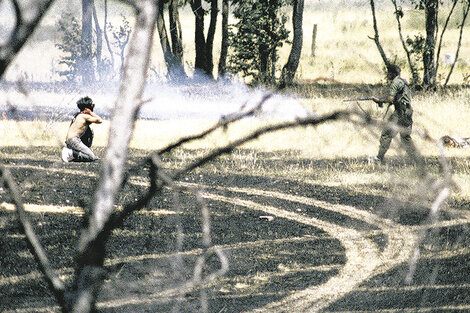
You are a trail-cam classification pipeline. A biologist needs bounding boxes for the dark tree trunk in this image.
[204,0,218,78]
[423,0,438,89]
[169,0,184,64]
[280,0,304,88]
[218,0,229,78]
[81,0,95,83]
[156,0,186,80]
[267,0,278,84]
[258,0,274,84]
[192,0,208,76]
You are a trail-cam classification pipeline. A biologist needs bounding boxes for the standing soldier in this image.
[61,96,103,162]
[371,65,420,165]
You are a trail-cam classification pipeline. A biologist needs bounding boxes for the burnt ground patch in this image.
[1,146,469,312]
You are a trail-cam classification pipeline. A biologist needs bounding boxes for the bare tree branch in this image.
[391,0,419,85]
[368,0,392,72]
[435,0,458,77]
[0,0,55,77]
[0,166,66,306]
[158,94,272,155]
[114,95,272,225]
[444,1,470,87]
[172,110,357,180]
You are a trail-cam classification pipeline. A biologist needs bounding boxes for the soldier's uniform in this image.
[377,76,418,162]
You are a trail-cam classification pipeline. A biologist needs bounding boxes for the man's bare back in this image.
[62,97,103,162]
[66,109,103,140]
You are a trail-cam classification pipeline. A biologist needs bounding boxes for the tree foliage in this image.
[228,0,289,84]
[55,12,131,82]
[55,13,83,82]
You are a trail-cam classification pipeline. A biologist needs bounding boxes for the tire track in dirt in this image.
[187,183,469,312]
[3,163,469,312]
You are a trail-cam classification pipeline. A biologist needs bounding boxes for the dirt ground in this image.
[1,146,469,312]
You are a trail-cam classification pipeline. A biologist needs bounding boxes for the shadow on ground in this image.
[1,147,469,312]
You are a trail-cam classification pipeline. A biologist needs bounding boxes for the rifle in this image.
[343,97,387,116]
[343,97,375,102]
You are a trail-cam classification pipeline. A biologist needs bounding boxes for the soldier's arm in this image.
[371,96,394,107]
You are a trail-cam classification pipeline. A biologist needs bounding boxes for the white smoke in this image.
[140,78,311,121]
[0,77,312,122]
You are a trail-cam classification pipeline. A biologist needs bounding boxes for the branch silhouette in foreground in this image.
[0,0,55,77]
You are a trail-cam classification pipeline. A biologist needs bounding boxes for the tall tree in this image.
[169,0,184,65]
[205,0,218,76]
[228,0,289,84]
[422,0,439,89]
[81,0,95,83]
[218,0,229,78]
[156,0,186,80]
[92,1,105,80]
[280,0,305,88]
[188,0,218,78]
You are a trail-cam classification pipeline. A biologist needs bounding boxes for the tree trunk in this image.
[267,0,278,84]
[81,0,95,83]
[423,0,438,89]
[169,0,184,64]
[311,24,317,57]
[103,0,115,72]
[280,0,304,88]
[258,0,275,84]
[204,0,218,78]
[68,1,158,311]
[92,1,103,81]
[218,0,229,78]
[435,0,458,80]
[156,0,179,79]
[192,0,208,76]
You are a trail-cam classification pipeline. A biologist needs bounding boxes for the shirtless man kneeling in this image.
[61,96,103,162]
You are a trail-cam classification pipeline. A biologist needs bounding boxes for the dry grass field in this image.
[1,0,470,312]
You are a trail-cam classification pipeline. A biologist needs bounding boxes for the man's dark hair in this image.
[387,64,401,77]
[77,96,94,111]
